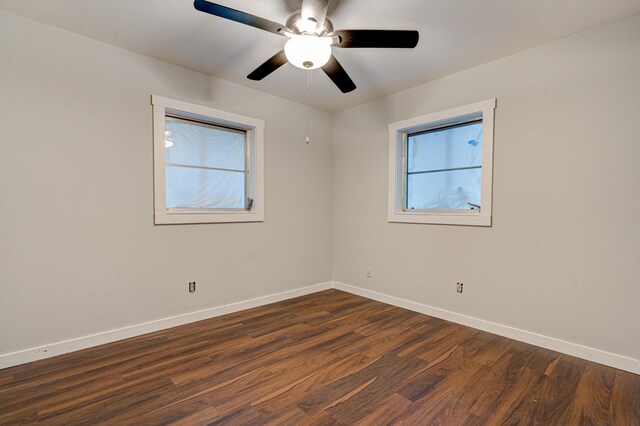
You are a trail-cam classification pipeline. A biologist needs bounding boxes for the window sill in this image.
[388,211,491,226]
[155,210,264,225]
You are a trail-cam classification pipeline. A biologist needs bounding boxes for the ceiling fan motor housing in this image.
[286,11,333,36]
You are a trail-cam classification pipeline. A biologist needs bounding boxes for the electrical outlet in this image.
[456,282,464,293]
[365,267,373,278]
[189,282,196,293]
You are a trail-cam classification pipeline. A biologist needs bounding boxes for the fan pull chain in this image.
[305,70,311,144]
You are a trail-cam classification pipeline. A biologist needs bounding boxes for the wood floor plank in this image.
[396,349,490,423]
[531,357,585,424]
[356,392,413,425]
[325,354,426,423]
[610,370,640,426]
[251,353,375,420]
[0,289,637,425]
[565,362,616,425]
[296,353,404,414]
[122,394,221,426]
[430,350,517,423]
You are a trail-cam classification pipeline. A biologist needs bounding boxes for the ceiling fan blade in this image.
[331,29,419,48]
[301,0,330,32]
[194,0,287,36]
[247,50,288,81]
[321,55,356,93]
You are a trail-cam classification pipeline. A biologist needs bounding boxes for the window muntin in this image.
[405,120,483,211]
[165,117,249,210]
[166,165,246,210]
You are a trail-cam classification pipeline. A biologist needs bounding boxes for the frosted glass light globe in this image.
[284,35,332,70]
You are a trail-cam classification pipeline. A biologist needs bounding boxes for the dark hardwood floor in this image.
[0,289,638,425]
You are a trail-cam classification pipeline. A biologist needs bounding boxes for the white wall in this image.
[333,13,640,361]
[2,8,639,370]
[0,11,333,356]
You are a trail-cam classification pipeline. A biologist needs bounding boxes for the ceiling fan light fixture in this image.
[284,34,332,70]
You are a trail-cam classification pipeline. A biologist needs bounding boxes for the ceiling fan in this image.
[194,0,419,93]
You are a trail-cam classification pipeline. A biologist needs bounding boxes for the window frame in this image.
[388,99,496,226]
[152,95,265,224]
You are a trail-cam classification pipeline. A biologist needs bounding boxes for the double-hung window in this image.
[152,96,264,224]
[388,99,495,226]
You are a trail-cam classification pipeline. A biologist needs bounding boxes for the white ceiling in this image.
[2,0,640,112]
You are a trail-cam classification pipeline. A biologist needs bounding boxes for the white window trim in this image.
[388,98,496,226]
[152,95,265,224]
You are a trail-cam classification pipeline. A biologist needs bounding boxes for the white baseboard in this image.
[0,282,333,370]
[333,281,640,375]
[3,280,638,375]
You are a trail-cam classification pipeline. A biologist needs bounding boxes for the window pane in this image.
[408,122,482,173]
[166,166,245,209]
[165,119,245,171]
[407,168,481,210]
